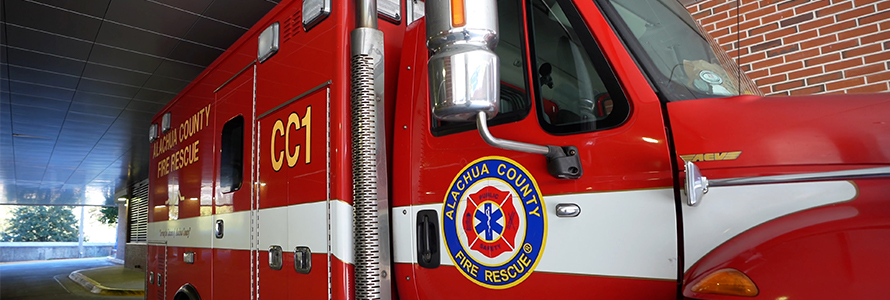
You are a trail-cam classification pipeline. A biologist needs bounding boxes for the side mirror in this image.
[426,0,499,121]
[424,0,582,179]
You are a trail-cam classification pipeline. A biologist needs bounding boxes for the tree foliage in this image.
[0,206,79,242]
[95,206,119,225]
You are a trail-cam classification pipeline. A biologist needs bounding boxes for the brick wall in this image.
[687,0,890,96]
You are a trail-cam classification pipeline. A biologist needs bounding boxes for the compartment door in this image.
[256,86,330,299]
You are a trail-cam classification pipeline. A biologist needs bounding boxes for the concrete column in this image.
[78,205,85,258]
[115,201,128,260]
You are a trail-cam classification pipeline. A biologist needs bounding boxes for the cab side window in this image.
[529,0,629,134]
[431,0,531,136]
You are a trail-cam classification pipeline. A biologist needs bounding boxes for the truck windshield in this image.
[599,0,761,101]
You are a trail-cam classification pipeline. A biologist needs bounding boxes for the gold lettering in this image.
[506,168,516,180]
[703,153,715,161]
[497,164,506,175]
[528,206,541,218]
[271,119,285,171]
[286,112,301,167]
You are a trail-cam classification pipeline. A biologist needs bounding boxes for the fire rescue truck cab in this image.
[146,0,890,299]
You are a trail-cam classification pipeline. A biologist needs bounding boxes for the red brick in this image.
[854,0,883,6]
[860,11,890,25]
[746,5,778,20]
[795,1,831,14]
[692,10,711,19]
[714,2,739,14]
[750,23,779,35]
[816,1,854,17]
[837,24,879,41]
[818,20,858,36]
[756,74,788,85]
[759,86,774,94]
[783,29,819,43]
[861,31,890,45]
[739,35,766,47]
[699,0,721,10]
[843,44,883,59]
[837,5,876,21]
[847,83,887,93]
[784,48,821,62]
[774,80,806,91]
[702,11,730,25]
[788,66,824,79]
[790,85,826,95]
[752,56,785,69]
[825,58,864,72]
[741,64,752,71]
[705,23,717,32]
[718,33,741,45]
[826,77,866,90]
[711,28,732,38]
[778,0,810,11]
[800,35,838,50]
[807,71,844,84]
[772,61,805,73]
[879,20,890,31]
[805,52,842,67]
[740,51,768,63]
[716,17,739,31]
[765,27,799,40]
[821,39,859,54]
[768,44,801,57]
[752,39,784,52]
[780,12,815,27]
[762,9,797,24]
[864,51,890,64]
[688,5,699,13]
[798,16,835,32]
[823,90,846,95]
[879,1,890,10]
[844,63,884,77]
[885,41,890,50]
[739,2,761,14]
[748,69,771,79]
[866,71,890,83]
[739,19,762,31]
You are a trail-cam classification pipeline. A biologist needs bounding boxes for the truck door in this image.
[213,67,254,300]
[393,0,679,298]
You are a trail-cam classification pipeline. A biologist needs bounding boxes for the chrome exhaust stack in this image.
[351,0,390,299]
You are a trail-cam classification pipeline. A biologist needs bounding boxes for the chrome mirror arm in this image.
[475,112,583,179]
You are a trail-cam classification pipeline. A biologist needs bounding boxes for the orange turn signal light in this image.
[691,268,759,297]
[451,0,466,27]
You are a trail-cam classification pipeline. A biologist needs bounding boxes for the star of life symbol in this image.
[463,186,520,259]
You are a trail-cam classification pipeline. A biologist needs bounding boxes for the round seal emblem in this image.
[442,156,547,289]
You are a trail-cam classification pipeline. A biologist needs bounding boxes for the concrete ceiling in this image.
[1,0,278,206]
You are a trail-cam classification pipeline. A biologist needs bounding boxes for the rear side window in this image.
[529,0,629,134]
[220,115,243,193]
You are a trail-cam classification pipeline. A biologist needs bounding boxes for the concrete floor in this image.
[0,257,140,299]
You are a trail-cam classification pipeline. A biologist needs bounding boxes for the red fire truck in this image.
[145,0,890,299]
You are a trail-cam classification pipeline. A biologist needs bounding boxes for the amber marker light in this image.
[691,268,759,297]
[451,0,466,27]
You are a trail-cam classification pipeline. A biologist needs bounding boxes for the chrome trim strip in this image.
[257,81,332,119]
[215,59,258,93]
[709,166,890,187]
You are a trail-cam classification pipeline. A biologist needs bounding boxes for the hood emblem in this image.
[680,151,742,162]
